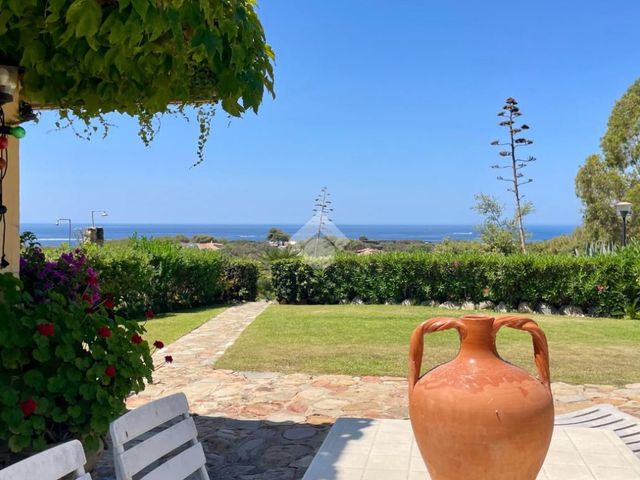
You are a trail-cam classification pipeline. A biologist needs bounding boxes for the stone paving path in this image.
[94,302,640,479]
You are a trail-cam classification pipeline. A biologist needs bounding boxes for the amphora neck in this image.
[457,315,498,358]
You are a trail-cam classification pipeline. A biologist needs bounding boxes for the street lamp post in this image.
[615,201,632,247]
[56,218,72,246]
[91,210,108,228]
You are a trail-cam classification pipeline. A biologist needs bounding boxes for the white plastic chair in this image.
[109,392,209,480]
[0,439,91,480]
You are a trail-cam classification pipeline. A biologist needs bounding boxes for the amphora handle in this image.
[493,315,551,389]
[408,317,464,396]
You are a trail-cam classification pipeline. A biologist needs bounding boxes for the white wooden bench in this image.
[555,403,640,459]
[0,439,90,480]
[109,392,209,480]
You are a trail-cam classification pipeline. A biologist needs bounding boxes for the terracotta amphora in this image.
[408,315,554,480]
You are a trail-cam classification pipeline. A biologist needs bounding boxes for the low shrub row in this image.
[49,238,259,317]
[271,252,640,315]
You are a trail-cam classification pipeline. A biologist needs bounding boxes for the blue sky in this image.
[21,1,640,225]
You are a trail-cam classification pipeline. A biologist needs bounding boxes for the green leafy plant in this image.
[613,297,640,320]
[0,0,275,164]
[271,251,637,315]
[0,248,154,453]
[46,238,257,316]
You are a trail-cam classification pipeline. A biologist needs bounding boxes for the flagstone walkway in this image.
[93,302,640,479]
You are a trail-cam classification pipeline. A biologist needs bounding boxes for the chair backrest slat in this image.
[110,393,209,480]
[119,417,198,477]
[0,440,89,480]
[110,392,189,446]
[139,443,206,480]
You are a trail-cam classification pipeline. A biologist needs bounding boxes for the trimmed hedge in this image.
[72,239,258,317]
[221,258,260,302]
[271,252,640,315]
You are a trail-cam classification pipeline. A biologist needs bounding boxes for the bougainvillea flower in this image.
[97,326,112,338]
[165,355,173,363]
[153,340,165,349]
[37,323,55,337]
[131,334,143,345]
[20,398,37,417]
[105,365,117,377]
[145,308,155,319]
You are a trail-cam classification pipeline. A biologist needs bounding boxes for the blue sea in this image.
[21,223,577,247]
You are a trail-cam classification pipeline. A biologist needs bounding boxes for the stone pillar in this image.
[0,65,19,275]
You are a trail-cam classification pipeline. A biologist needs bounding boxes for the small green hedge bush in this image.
[271,252,640,315]
[221,258,259,302]
[46,239,259,317]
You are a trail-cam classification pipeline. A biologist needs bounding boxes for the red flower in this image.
[97,326,112,338]
[20,398,37,417]
[131,334,143,345]
[82,293,92,304]
[165,355,173,363]
[87,275,98,286]
[105,365,116,378]
[103,295,115,310]
[153,340,164,349]
[145,308,155,319]
[37,323,55,337]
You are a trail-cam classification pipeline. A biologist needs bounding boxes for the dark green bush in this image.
[46,238,258,317]
[222,258,260,302]
[271,252,638,315]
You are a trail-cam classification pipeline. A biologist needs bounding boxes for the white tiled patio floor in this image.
[302,419,640,480]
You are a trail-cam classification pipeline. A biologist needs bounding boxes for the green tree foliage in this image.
[0,0,275,163]
[575,154,630,242]
[472,193,532,254]
[576,78,640,243]
[267,227,291,244]
[601,78,640,169]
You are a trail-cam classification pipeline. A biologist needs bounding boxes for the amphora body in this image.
[408,315,554,480]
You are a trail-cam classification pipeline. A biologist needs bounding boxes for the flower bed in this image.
[0,245,155,453]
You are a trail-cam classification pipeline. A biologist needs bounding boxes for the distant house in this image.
[196,242,224,251]
[356,247,381,256]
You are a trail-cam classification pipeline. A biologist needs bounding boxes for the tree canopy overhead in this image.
[0,0,274,161]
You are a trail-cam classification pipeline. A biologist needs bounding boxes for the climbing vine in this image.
[0,0,275,163]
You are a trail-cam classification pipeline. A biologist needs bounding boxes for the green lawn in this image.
[216,305,640,385]
[139,306,227,346]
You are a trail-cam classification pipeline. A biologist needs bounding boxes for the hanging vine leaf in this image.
[0,0,275,164]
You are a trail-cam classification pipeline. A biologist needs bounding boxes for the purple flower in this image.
[60,253,73,263]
